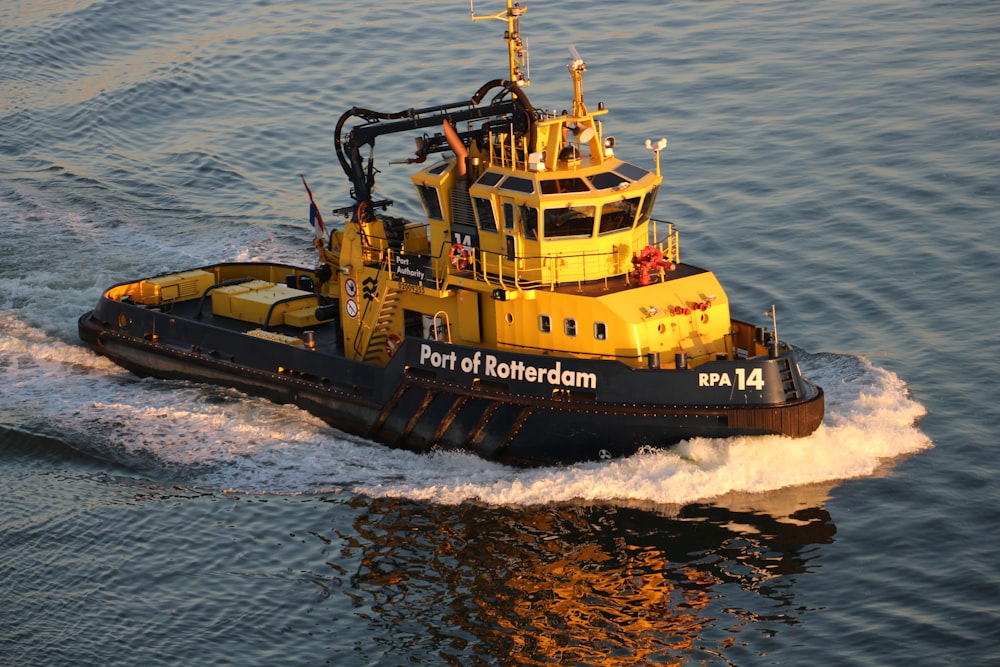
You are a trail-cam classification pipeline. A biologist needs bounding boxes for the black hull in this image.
[79,294,823,466]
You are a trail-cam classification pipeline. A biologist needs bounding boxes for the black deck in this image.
[150,295,345,356]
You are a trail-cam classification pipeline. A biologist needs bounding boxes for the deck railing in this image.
[360,219,680,293]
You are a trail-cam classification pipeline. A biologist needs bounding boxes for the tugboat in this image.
[79,1,823,466]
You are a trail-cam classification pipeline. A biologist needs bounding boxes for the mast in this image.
[568,45,587,117]
[470,0,530,87]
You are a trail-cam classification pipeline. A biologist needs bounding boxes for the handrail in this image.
[430,310,452,342]
[193,277,257,318]
[262,294,318,331]
[356,218,681,293]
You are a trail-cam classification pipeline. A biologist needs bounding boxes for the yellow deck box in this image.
[283,306,323,328]
[142,269,214,304]
[210,283,252,316]
[212,280,319,326]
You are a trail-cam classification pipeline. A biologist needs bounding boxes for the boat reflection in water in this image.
[333,484,836,664]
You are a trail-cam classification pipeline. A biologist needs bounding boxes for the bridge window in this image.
[614,162,651,182]
[503,202,515,230]
[543,205,596,239]
[639,186,660,223]
[588,171,629,190]
[417,184,442,220]
[473,197,498,232]
[477,171,503,187]
[539,314,551,333]
[599,197,641,234]
[541,177,590,194]
[564,318,577,337]
[501,176,535,194]
[519,205,539,239]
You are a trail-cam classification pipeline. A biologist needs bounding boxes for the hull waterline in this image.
[78,269,823,467]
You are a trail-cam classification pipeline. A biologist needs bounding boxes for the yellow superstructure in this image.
[318,1,735,370]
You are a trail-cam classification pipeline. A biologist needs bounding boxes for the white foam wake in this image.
[1,313,929,506]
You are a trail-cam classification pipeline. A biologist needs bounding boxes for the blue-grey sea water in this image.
[1,1,998,664]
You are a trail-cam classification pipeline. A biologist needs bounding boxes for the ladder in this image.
[360,281,400,363]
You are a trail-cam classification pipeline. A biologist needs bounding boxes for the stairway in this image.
[362,286,400,363]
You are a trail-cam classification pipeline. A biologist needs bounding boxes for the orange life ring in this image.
[385,333,402,357]
[449,243,470,270]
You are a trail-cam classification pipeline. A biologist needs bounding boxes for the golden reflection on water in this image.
[495,540,717,664]
[345,486,835,665]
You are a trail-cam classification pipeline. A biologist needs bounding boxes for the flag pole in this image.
[300,174,326,240]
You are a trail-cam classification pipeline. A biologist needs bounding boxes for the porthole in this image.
[594,322,607,340]
[539,314,551,333]
[564,318,577,336]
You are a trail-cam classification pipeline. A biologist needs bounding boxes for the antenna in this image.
[471,0,530,87]
[567,45,587,115]
[568,45,584,67]
[763,304,779,357]
[644,137,668,176]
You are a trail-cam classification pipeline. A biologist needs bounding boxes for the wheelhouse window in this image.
[639,186,660,223]
[417,184,443,220]
[519,205,539,240]
[614,162,651,182]
[564,318,577,336]
[594,322,607,340]
[598,197,641,234]
[541,177,590,195]
[543,205,596,239]
[501,176,535,194]
[539,314,551,333]
[477,171,504,187]
[503,202,515,230]
[588,171,629,190]
[473,196,498,232]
